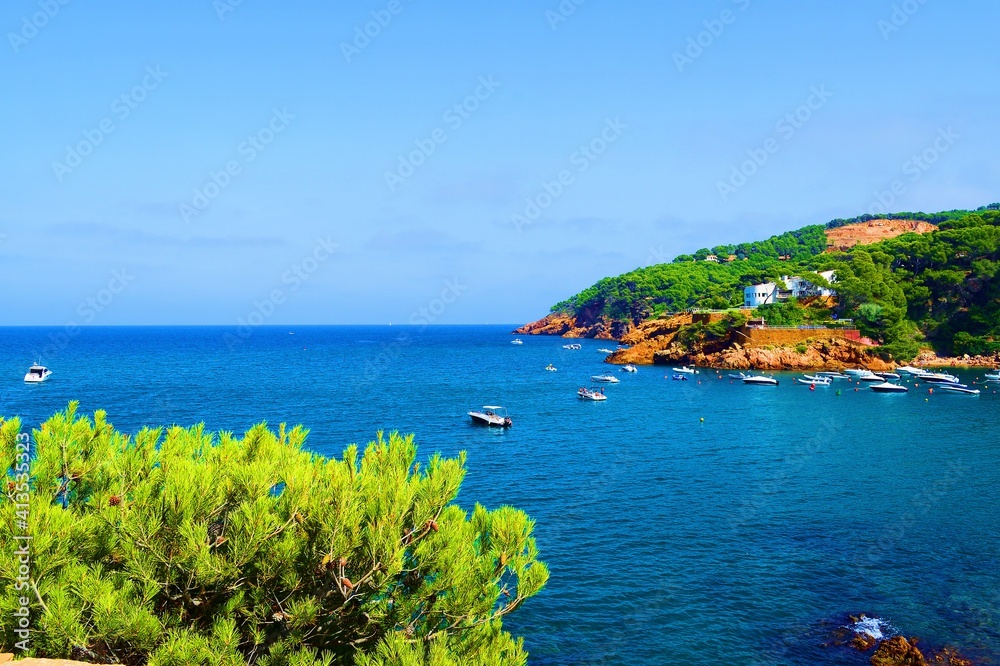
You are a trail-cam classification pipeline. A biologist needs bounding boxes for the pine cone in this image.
[70,645,103,662]
[341,576,354,590]
[108,495,121,507]
[207,519,224,542]
[428,520,439,532]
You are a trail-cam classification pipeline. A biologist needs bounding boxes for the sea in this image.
[1,325,998,665]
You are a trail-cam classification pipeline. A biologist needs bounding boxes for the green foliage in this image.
[794,343,808,354]
[0,406,547,666]
[550,226,829,319]
[675,313,746,348]
[952,332,1000,357]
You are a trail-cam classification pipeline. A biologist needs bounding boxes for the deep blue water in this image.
[2,325,999,665]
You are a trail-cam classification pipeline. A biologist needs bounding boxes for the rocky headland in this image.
[514,313,1000,371]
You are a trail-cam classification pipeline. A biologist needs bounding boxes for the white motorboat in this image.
[728,371,747,379]
[545,364,557,372]
[983,370,1000,381]
[24,364,52,383]
[916,372,961,384]
[511,339,524,345]
[620,364,637,373]
[896,366,923,375]
[877,372,901,380]
[797,375,831,386]
[816,371,849,379]
[598,348,615,353]
[591,373,620,383]
[468,406,512,427]
[845,368,871,377]
[857,374,887,383]
[578,386,607,401]
[674,366,697,375]
[743,375,779,386]
[870,382,908,393]
[562,343,582,350]
[936,384,980,395]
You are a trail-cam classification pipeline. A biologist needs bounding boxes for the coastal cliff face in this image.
[519,312,895,370]
[512,311,636,340]
[665,338,895,371]
[515,312,998,370]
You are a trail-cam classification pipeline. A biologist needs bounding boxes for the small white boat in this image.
[797,376,831,386]
[816,371,849,379]
[673,366,697,375]
[936,384,980,395]
[743,375,779,386]
[845,368,871,377]
[24,364,52,383]
[598,348,615,353]
[468,406,512,427]
[545,364,557,372]
[870,382,908,393]
[728,371,747,379]
[877,372,901,380]
[578,387,607,401]
[897,366,923,375]
[511,338,524,345]
[562,343,582,350]
[983,370,1000,381]
[620,364,637,373]
[591,373,620,383]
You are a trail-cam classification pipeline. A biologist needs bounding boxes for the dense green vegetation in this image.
[1,405,546,665]
[550,206,1000,360]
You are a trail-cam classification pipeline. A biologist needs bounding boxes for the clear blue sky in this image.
[2,0,997,325]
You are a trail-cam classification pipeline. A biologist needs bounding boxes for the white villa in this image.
[744,282,781,307]
[743,270,836,308]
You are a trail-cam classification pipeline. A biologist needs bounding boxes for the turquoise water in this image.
[2,326,998,664]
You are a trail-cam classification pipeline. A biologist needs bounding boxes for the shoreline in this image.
[513,320,1000,371]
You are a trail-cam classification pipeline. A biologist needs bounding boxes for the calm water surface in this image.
[1,326,998,665]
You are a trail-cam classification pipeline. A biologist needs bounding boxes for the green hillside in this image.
[550,205,1000,360]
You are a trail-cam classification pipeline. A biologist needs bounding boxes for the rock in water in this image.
[870,636,928,666]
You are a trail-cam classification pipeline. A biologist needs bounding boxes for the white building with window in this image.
[781,270,837,298]
[744,283,780,307]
